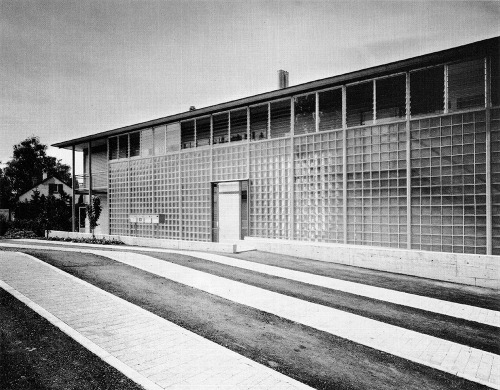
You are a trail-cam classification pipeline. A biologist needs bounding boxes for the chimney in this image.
[42,171,48,180]
[278,70,289,89]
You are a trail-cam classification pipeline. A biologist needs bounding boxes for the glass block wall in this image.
[155,155,180,239]
[294,131,343,242]
[491,107,500,255]
[249,139,291,239]
[410,111,487,254]
[180,150,211,241]
[129,158,153,237]
[346,122,408,248]
[212,144,248,182]
[109,161,129,236]
[102,47,499,254]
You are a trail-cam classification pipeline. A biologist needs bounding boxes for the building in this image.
[53,37,499,256]
[18,175,72,203]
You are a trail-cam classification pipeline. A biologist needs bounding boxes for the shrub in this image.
[43,236,125,245]
[2,228,39,239]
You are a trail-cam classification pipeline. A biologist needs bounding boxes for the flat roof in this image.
[53,36,499,150]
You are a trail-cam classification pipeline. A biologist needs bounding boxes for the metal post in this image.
[71,145,76,232]
[342,86,347,244]
[406,72,412,249]
[485,57,492,255]
[290,97,295,240]
[88,141,92,235]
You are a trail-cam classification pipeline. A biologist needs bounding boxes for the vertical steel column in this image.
[485,57,492,255]
[406,72,412,249]
[315,92,319,132]
[178,147,183,241]
[71,145,76,232]
[342,86,347,244]
[444,65,449,114]
[209,116,213,242]
[289,98,295,240]
[88,141,92,234]
[106,139,110,235]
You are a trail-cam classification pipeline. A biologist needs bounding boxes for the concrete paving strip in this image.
[2,241,498,328]
[0,251,312,390]
[94,250,500,390]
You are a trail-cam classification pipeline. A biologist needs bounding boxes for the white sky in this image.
[1,0,499,173]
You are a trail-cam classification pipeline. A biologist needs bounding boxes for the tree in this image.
[2,137,71,205]
[86,196,102,238]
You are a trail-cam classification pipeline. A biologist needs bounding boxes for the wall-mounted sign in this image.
[129,214,165,224]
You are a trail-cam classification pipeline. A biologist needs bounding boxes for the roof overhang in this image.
[53,36,498,150]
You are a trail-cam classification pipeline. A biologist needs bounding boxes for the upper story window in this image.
[108,137,118,160]
[181,120,195,149]
[294,93,316,135]
[346,81,373,127]
[376,74,406,122]
[129,132,140,157]
[270,99,291,138]
[48,183,64,195]
[448,59,485,111]
[196,117,211,147]
[153,126,166,155]
[318,88,342,132]
[140,128,153,156]
[230,108,247,142]
[250,104,268,141]
[212,113,229,144]
[410,66,444,116]
[118,134,129,159]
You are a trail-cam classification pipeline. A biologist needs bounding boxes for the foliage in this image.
[43,236,125,245]
[1,136,71,206]
[0,214,8,236]
[12,189,72,237]
[2,228,39,239]
[86,196,102,238]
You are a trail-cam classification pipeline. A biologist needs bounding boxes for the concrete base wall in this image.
[243,237,500,290]
[48,231,236,253]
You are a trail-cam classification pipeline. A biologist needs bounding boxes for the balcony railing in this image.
[75,171,108,191]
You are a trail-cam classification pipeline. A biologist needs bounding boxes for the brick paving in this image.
[1,242,499,389]
[96,249,500,389]
[0,251,311,390]
[2,241,498,327]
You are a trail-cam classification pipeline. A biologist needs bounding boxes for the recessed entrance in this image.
[212,181,248,242]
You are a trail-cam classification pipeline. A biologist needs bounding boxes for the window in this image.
[346,81,373,127]
[166,123,181,152]
[294,93,316,135]
[108,137,118,160]
[376,75,406,122]
[212,113,229,144]
[448,59,485,111]
[129,132,140,157]
[153,125,166,155]
[410,66,444,116]
[230,108,247,142]
[49,183,63,195]
[196,117,211,147]
[118,134,128,159]
[250,104,268,140]
[492,54,499,107]
[318,88,342,131]
[270,99,291,138]
[181,121,195,149]
[140,128,153,156]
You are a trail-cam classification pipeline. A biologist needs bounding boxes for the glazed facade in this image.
[58,38,500,255]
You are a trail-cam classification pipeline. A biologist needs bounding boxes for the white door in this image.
[218,181,241,242]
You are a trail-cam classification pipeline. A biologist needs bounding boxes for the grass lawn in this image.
[0,289,144,390]
[4,247,491,390]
